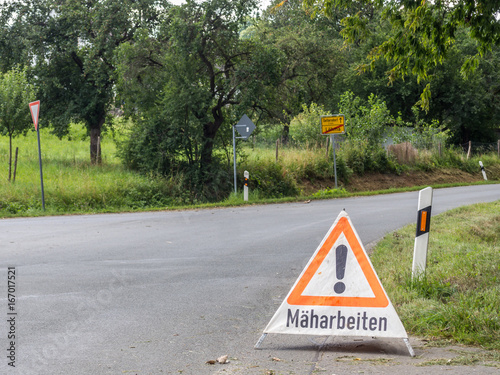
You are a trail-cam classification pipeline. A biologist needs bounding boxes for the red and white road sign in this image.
[29,100,40,130]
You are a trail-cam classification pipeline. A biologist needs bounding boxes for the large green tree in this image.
[243,0,351,141]
[117,0,282,199]
[0,0,162,163]
[303,0,500,109]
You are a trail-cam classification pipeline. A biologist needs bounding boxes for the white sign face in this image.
[29,100,40,130]
[262,211,408,339]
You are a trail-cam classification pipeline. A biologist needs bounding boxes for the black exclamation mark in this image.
[334,245,348,294]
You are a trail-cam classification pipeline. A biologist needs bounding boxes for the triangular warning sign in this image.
[29,100,40,130]
[287,213,388,308]
[261,210,408,340]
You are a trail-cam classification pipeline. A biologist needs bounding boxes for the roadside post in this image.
[243,171,249,201]
[233,115,255,194]
[412,187,433,280]
[29,100,45,211]
[479,161,487,180]
[321,115,345,188]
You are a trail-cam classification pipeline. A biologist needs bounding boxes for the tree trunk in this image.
[282,124,290,145]
[90,117,105,164]
[200,123,218,171]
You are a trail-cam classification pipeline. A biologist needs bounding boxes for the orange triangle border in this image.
[287,216,389,308]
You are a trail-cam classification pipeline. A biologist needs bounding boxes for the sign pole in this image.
[233,125,237,194]
[233,115,256,195]
[322,115,344,189]
[36,127,45,210]
[331,134,338,189]
[244,170,249,201]
[479,161,487,180]
[29,100,45,211]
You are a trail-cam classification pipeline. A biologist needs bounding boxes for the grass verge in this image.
[0,127,499,217]
[371,201,500,350]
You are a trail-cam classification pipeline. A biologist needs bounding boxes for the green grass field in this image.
[0,124,499,216]
[0,125,185,215]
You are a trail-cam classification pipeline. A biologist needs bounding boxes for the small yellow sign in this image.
[321,115,345,135]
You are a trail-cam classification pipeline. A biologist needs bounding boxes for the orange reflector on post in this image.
[420,211,427,232]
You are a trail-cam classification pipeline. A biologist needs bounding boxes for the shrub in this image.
[289,103,330,148]
[338,91,393,147]
[339,139,398,175]
[249,162,299,198]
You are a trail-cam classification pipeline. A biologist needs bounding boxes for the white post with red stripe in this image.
[412,187,433,280]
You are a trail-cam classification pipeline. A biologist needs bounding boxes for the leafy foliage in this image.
[248,161,300,197]
[250,0,348,137]
[303,0,500,110]
[338,91,392,146]
[117,0,274,201]
[0,68,35,180]
[289,103,330,147]
[0,0,163,163]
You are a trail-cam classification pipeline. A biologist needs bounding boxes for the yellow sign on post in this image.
[321,115,345,135]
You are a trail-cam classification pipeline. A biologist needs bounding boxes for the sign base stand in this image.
[404,338,416,357]
[254,333,267,349]
[255,334,416,357]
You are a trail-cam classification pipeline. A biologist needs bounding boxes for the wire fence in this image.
[460,140,500,158]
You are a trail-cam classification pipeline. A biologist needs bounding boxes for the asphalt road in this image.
[1,184,499,375]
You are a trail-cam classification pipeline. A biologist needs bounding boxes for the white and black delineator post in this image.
[479,161,487,180]
[412,187,433,280]
[244,170,249,201]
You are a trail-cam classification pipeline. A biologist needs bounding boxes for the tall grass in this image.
[0,124,499,216]
[372,202,500,349]
[0,125,188,215]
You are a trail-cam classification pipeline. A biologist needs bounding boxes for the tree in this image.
[303,0,500,109]
[117,0,282,200]
[255,0,348,122]
[0,68,35,181]
[423,32,500,143]
[0,0,163,164]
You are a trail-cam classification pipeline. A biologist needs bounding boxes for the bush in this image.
[339,91,393,146]
[289,103,330,148]
[339,139,398,175]
[249,162,299,198]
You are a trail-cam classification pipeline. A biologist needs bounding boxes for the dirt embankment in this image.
[346,169,485,192]
[301,168,495,194]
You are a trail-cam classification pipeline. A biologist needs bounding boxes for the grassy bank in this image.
[372,201,500,350]
[0,126,190,216]
[0,125,499,217]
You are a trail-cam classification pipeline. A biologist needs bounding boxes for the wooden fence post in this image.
[13,147,19,183]
[275,139,279,162]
